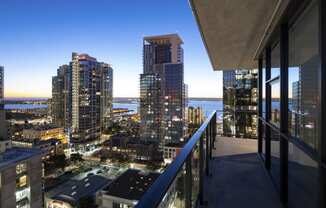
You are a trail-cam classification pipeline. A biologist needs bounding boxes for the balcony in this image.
[135,111,282,208]
[204,137,281,208]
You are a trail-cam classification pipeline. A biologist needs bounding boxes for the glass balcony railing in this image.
[135,111,217,208]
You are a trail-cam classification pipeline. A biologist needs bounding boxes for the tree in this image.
[43,154,68,176]
[70,153,84,163]
[52,154,67,171]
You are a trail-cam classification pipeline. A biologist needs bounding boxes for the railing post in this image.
[199,134,204,205]
[185,153,192,208]
[209,120,213,159]
[206,126,210,176]
[213,112,217,144]
[258,58,263,154]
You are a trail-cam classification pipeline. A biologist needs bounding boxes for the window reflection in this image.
[288,0,320,151]
[262,59,266,119]
[223,69,258,138]
[269,41,281,188]
[271,81,280,126]
[288,0,320,207]
[271,42,280,127]
[288,141,318,208]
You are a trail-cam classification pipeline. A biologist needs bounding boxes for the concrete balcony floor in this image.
[203,137,282,208]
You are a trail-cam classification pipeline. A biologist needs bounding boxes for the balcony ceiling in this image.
[190,0,290,70]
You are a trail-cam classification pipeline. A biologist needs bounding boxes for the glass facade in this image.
[262,59,266,119]
[223,70,236,136]
[258,0,322,207]
[52,53,113,147]
[262,58,266,157]
[140,74,162,144]
[162,63,185,144]
[223,69,258,138]
[140,35,186,151]
[288,1,320,207]
[71,54,113,144]
[269,42,281,188]
[52,65,71,129]
[138,1,326,207]
[271,42,281,127]
[288,0,320,151]
[0,66,3,102]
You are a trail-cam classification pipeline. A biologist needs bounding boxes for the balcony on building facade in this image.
[136,112,284,208]
[135,0,326,208]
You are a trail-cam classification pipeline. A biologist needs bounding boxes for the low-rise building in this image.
[163,143,183,164]
[0,141,43,208]
[96,169,160,208]
[12,138,65,159]
[22,124,67,144]
[0,103,8,140]
[45,174,111,208]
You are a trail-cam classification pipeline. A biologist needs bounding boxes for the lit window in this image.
[16,163,27,175]
[16,175,28,188]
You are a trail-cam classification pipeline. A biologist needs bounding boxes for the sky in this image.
[0,0,222,98]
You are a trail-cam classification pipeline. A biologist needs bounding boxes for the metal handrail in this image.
[135,111,217,208]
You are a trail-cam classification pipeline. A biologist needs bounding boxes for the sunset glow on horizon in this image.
[0,0,223,99]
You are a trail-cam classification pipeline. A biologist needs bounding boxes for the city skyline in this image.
[0,1,324,208]
[0,0,222,99]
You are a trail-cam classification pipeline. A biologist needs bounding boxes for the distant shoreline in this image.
[4,97,289,104]
[113,97,223,102]
[4,97,224,103]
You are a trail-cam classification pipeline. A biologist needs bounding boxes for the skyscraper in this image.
[223,69,258,138]
[52,65,71,129]
[140,34,186,149]
[291,80,301,137]
[295,55,319,148]
[0,66,3,102]
[52,53,113,148]
[71,53,113,143]
[0,66,6,141]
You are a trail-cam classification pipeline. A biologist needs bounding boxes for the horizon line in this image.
[4,96,224,99]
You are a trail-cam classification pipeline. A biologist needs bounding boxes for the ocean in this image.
[5,100,223,117]
[4,100,284,121]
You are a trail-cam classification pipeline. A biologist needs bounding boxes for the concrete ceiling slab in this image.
[190,0,289,71]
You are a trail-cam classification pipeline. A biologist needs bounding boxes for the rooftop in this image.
[0,147,43,171]
[13,137,62,145]
[23,124,61,131]
[102,169,160,201]
[143,33,183,44]
[47,175,111,206]
[164,143,184,148]
[73,52,97,62]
